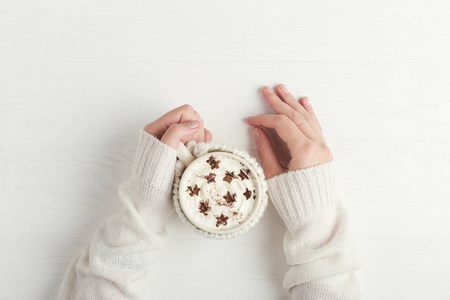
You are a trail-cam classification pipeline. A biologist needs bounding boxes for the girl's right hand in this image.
[144,104,212,149]
[247,84,333,179]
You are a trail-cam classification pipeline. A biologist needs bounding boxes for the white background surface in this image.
[1,1,450,299]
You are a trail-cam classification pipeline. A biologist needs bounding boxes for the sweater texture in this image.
[58,128,361,299]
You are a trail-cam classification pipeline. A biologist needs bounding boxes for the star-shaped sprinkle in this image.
[198,200,211,216]
[206,155,220,169]
[223,191,237,206]
[243,188,252,200]
[238,169,250,180]
[204,173,216,184]
[223,171,237,183]
[187,184,200,197]
[215,214,229,227]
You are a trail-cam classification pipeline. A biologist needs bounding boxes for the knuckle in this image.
[302,142,314,153]
[290,111,305,125]
[277,114,290,123]
[304,114,314,123]
[266,95,281,108]
[143,122,157,135]
[167,124,182,135]
[266,94,275,103]
[320,142,331,153]
[193,111,203,124]
[181,104,193,112]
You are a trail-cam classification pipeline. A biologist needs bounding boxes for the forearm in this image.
[58,129,177,299]
[267,161,361,299]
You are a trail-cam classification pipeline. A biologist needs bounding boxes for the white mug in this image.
[175,142,267,237]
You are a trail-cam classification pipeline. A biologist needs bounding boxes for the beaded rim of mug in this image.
[173,140,268,239]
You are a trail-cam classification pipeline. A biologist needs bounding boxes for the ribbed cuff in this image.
[131,128,177,194]
[267,161,337,232]
[118,129,178,231]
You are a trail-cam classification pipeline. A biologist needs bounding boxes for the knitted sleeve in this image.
[267,161,362,300]
[58,129,177,300]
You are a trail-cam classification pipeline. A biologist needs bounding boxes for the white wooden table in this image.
[1,1,450,299]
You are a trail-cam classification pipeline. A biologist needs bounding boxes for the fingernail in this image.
[304,97,310,106]
[264,86,274,94]
[186,120,200,128]
[252,128,260,140]
[280,84,289,94]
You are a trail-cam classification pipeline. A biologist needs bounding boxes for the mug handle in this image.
[177,141,196,166]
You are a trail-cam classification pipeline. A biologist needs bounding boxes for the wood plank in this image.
[1,1,450,62]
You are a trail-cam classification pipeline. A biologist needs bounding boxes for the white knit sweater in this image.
[58,129,361,299]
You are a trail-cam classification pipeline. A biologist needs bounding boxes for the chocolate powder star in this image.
[243,188,252,200]
[204,172,216,184]
[206,155,220,170]
[215,214,229,228]
[238,169,250,180]
[223,171,237,183]
[223,191,237,206]
[198,200,211,216]
[187,184,200,197]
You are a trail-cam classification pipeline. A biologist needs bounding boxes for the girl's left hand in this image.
[247,84,332,179]
[144,104,213,149]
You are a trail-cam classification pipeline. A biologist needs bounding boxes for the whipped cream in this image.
[179,152,261,233]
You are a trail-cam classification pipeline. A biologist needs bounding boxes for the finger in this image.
[299,97,315,117]
[299,97,326,143]
[252,127,283,179]
[246,114,307,151]
[275,83,322,137]
[188,110,205,142]
[179,109,204,142]
[276,84,312,128]
[160,120,201,149]
[274,84,304,113]
[262,86,318,140]
[144,104,195,139]
[204,128,213,142]
[277,84,322,129]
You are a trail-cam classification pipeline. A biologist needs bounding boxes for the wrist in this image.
[267,160,337,232]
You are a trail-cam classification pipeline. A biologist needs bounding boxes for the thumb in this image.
[252,127,283,179]
[161,120,201,149]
